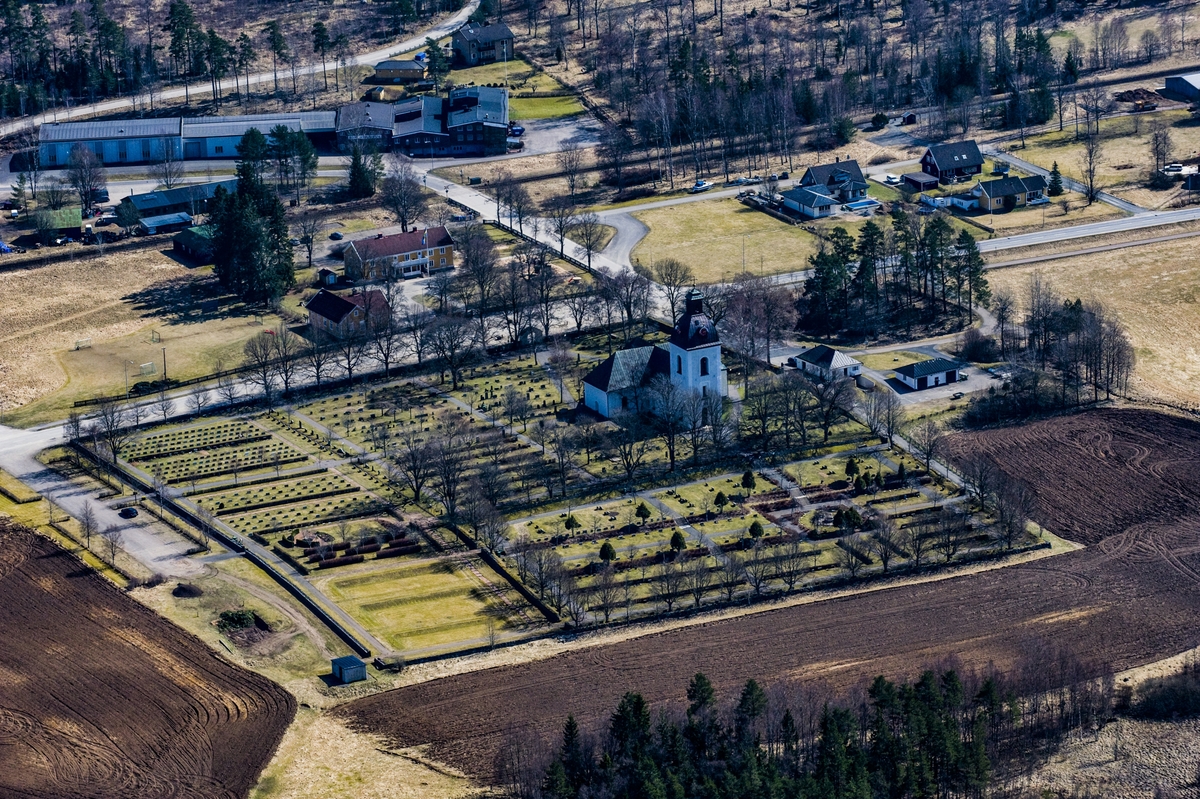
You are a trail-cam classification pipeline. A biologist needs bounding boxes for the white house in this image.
[793,345,862,380]
[894,358,961,390]
[583,289,726,418]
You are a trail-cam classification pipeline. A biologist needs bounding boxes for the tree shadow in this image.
[121,272,261,327]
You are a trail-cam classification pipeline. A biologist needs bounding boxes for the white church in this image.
[582,288,727,418]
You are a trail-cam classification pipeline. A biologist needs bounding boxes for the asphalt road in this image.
[0,1,481,140]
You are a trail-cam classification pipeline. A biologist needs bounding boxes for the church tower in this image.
[668,288,725,399]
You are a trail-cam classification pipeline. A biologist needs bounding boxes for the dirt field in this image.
[0,519,294,798]
[336,408,1200,781]
[987,236,1200,409]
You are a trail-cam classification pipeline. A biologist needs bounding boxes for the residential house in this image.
[343,226,455,281]
[392,86,509,158]
[976,175,1048,210]
[798,160,869,203]
[305,289,391,339]
[121,179,237,220]
[894,358,961,390]
[373,59,427,83]
[172,224,216,263]
[780,186,837,219]
[336,102,395,153]
[583,289,726,418]
[793,345,862,380]
[137,212,193,235]
[452,22,514,66]
[919,140,984,183]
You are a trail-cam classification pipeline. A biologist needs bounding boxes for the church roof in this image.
[670,288,719,350]
[583,344,669,393]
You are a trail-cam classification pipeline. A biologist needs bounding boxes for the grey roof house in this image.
[799,160,869,203]
[793,345,862,379]
[894,358,962,390]
[920,141,984,183]
[452,22,514,65]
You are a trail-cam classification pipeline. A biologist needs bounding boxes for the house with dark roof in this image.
[792,345,862,380]
[373,59,427,83]
[920,141,984,183]
[336,102,396,153]
[392,86,509,158]
[121,179,237,219]
[305,289,391,339]
[976,175,1048,210]
[894,358,961,390]
[780,186,837,219]
[799,160,869,203]
[902,172,940,192]
[137,212,193,235]
[583,289,726,418]
[172,224,216,263]
[343,226,455,281]
[452,21,514,66]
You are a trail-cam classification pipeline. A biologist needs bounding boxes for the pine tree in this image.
[1048,161,1064,196]
[347,143,377,199]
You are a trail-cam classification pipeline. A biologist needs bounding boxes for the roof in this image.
[126,179,237,213]
[331,655,365,669]
[337,102,396,133]
[348,289,391,319]
[447,86,509,128]
[348,227,453,262]
[375,59,425,72]
[1170,73,1200,90]
[172,224,216,246]
[139,211,193,228]
[40,118,181,142]
[317,267,337,276]
[306,289,358,324]
[895,358,961,379]
[40,207,82,230]
[797,345,860,371]
[924,140,983,169]
[802,160,865,187]
[392,96,446,138]
[181,111,335,138]
[670,288,720,349]
[781,186,837,207]
[583,344,670,393]
[455,21,514,43]
[902,171,940,185]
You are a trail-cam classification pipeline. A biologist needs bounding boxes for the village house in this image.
[894,358,961,390]
[452,21,514,66]
[372,59,427,84]
[976,175,1048,210]
[305,289,391,339]
[792,345,862,380]
[920,141,984,184]
[780,186,837,219]
[583,289,726,418]
[343,227,455,281]
[798,160,869,203]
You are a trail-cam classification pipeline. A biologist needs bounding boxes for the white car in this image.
[1165,163,1184,172]
[884,174,901,184]
[689,180,715,194]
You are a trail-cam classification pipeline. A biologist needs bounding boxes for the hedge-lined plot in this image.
[150,440,309,483]
[224,493,384,535]
[197,474,359,516]
[122,420,265,462]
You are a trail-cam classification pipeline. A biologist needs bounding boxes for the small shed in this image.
[1165,73,1200,101]
[331,655,367,684]
[39,207,83,235]
[317,267,338,286]
[900,111,918,125]
[902,172,940,192]
[172,224,215,263]
[1184,174,1200,191]
[139,211,193,235]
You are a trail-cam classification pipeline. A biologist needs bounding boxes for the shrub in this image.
[741,471,756,492]
[871,112,889,129]
[670,531,686,551]
[599,541,616,561]
[958,328,999,363]
[217,609,256,632]
[748,521,764,538]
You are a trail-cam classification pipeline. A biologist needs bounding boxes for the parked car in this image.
[884,174,901,184]
[689,179,715,194]
[1165,163,1184,172]
[778,171,789,180]
[508,124,525,136]
[952,391,964,400]
[743,176,763,184]
[329,231,344,240]
[118,507,139,519]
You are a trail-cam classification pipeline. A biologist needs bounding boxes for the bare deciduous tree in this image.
[150,138,184,189]
[908,419,945,473]
[555,138,585,201]
[380,155,428,232]
[1080,133,1102,203]
[654,258,696,325]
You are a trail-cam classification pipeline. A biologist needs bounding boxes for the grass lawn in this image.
[987,235,1200,409]
[1006,109,1200,209]
[312,558,530,654]
[858,350,927,373]
[447,57,585,120]
[567,223,616,252]
[510,95,585,120]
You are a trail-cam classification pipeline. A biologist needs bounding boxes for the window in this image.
[700,357,709,376]
[118,141,127,161]
[676,356,682,374]
[215,146,223,154]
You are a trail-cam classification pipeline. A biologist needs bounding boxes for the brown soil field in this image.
[0,520,294,799]
[337,408,1200,781]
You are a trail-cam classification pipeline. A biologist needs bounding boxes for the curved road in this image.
[0,0,480,139]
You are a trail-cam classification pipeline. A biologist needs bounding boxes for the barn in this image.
[1166,73,1200,101]
[894,358,961,390]
[331,655,367,684]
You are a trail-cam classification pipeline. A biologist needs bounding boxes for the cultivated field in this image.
[337,409,1200,780]
[987,236,1200,409]
[0,519,294,798]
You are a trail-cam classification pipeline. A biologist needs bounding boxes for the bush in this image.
[871,112,889,129]
[217,609,256,632]
[599,541,616,561]
[832,116,857,145]
[958,328,999,363]
[748,521,764,538]
[1148,169,1177,190]
[1134,670,1200,719]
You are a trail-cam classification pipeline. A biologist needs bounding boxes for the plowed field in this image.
[0,520,295,799]
[339,409,1200,780]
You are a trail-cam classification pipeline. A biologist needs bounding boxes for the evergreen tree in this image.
[1048,161,1064,196]
[347,143,377,199]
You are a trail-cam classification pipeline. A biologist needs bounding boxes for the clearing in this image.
[987,235,1200,409]
[336,409,1200,781]
[0,519,294,798]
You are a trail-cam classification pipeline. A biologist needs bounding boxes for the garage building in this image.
[894,358,961,390]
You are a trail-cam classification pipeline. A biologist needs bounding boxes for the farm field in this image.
[337,409,1200,781]
[1006,109,1200,209]
[0,246,282,428]
[986,236,1200,409]
[0,519,294,798]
